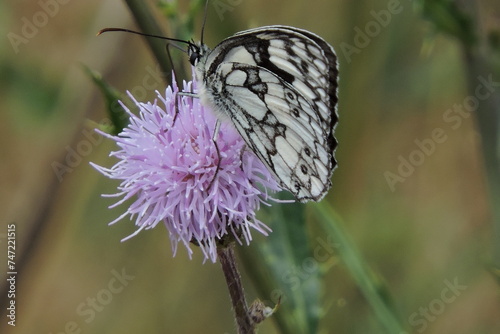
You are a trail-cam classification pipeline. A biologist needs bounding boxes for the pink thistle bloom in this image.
[91,72,283,263]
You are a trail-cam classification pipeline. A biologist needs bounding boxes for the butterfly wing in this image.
[198,26,338,202]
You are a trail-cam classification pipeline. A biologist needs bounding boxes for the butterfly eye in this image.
[189,52,199,65]
[188,45,201,65]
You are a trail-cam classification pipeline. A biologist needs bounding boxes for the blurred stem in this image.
[123,0,172,79]
[315,204,406,334]
[463,49,500,271]
[439,0,500,273]
[218,243,255,334]
[460,30,500,272]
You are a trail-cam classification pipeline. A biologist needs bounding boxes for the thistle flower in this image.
[91,72,282,263]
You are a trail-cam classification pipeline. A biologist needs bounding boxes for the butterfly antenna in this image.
[166,42,185,74]
[165,43,179,90]
[97,28,194,47]
[200,0,210,45]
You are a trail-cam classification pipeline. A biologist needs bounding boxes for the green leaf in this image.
[418,0,475,46]
[313,202,406,334]
[81,64,129,134]
[239,196,321,334]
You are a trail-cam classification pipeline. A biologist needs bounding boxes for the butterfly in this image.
[98,25,338,202]
[187,25,339,202]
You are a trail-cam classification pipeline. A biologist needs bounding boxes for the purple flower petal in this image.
[92,71,284,263]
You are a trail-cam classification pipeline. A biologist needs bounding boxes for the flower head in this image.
[91,72,282,262]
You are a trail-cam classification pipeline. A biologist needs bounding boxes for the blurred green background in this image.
[1,0,499,333]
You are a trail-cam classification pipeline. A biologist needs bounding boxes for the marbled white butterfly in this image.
[188,26,338,202]
[99,25,338,202]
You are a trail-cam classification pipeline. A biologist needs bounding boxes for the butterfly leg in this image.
[173,91,198,126]
[172,92,180,125]
[207,120,222,191]
[239,144,248,173]
[175,91,221,190]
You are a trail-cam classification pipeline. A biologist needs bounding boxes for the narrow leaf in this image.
[239,197,321,334]
[81,64,129,134]
[314,203,406,334]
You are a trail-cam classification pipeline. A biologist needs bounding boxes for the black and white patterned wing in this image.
[197,26,338,202]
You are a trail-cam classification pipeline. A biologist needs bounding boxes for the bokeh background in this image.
[1,0,499,333]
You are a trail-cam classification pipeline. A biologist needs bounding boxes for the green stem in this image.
[123,0,172,78]
[423,0,500,275]
[463,49,500,270]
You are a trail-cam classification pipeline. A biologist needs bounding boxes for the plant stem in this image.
[123,0,172,78]
[423,0,500,274]
[463,48,500,271]
[218,243,255,334]
[458,1,500,273]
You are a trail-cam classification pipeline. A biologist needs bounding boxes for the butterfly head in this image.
[187,42,210,66]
